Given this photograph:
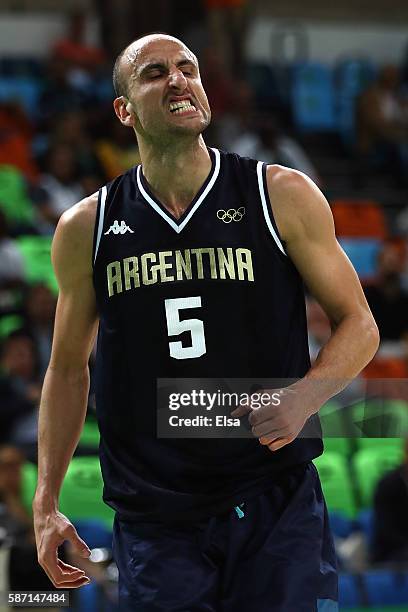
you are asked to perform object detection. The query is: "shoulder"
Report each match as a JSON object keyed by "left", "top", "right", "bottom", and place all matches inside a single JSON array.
[
  {"left": 265, "top": 164, "right": 321, "bottom": 205},
  {"left": 265, "top": 164, "right": 334, "bottom": 243},
  {"left": 56, "top": 192, "right": 98, "bottom": 250},
  {"left": 52, "top": 192, "right": 98, "bottom": 281}
]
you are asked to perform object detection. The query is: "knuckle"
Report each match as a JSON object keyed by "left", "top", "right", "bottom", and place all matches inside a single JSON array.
[{"left": 248, "top": 412, "right": 257, "bottom": 425}]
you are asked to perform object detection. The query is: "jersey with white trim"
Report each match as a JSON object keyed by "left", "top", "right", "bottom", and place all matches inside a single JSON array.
[{"left": 92, "top": 147, "right": 323, "bottom": 524}]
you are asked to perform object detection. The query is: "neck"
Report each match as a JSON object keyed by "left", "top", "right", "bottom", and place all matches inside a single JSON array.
[{"left": 137, "top": 135, "right": 212, "bottom": 219}]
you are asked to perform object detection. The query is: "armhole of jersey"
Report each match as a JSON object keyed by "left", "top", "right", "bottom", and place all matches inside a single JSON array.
[
  {"left": 92, "top": 185, "right": 107, "bottom": 267},
  {"left": 256, "top": 161, "right": 287, "bottom": 257}
]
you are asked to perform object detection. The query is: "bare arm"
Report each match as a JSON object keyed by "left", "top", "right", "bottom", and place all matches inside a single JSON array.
[
  {"left": 271, "top": 166, "right": 379, "bottom": 398},
  {"left": 33, "top": 193, "right": 99, "bottom": 587},
  {"left": 233, "top": 167, "right": 379, "bottom": 449}
]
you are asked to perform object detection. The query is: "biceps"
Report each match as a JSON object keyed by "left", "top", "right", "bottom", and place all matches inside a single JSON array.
[
  {"left": 49, "top": 280, "right": 99, "bottom": 372},
  {"left": 289, "top": 237, "right": 370, "bottom": 325}
]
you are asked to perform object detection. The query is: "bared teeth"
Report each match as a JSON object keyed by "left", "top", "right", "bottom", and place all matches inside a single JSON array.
[{"left": 169, "top": 100, "right": 196, "bottom": 113}]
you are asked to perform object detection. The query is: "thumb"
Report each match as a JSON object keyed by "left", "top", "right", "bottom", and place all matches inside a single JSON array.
[{"left": 67, "top": 526, "right": 91, "bottom": 558}]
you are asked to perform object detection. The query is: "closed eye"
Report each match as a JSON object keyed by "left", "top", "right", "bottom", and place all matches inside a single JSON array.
[{"left": 148, "top": 71, "right": 163, "bottom": 79}]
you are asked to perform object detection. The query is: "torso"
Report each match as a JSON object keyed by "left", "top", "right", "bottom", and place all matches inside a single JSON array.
[{"left": 89, "top": 147, "right": 322, "bottom": 523}]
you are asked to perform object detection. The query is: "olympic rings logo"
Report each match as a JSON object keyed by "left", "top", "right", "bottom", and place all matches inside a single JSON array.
[{"left": 216, "top": 207, "right": 246, "bottom": 223}]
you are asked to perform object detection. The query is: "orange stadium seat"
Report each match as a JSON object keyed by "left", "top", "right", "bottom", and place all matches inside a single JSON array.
[
  {"left": 331, "top": 199, "right": 388, "bottom": 239},
  {"left": 362, "top": 357, "right": 408, "bottom": 379}
]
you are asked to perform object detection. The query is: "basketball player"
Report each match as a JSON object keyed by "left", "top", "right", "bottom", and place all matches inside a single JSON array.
[{"left": 33, "top": 34, "right": 379, "bottom": 611}]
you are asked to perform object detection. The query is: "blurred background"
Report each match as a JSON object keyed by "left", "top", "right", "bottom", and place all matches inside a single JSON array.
[{"left": 0, "top": 0, "right": 408, "bottom": 610}]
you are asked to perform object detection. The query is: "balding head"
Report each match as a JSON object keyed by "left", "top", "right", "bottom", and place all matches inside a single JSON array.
[{"left": 113, "top": 33, "right": 197, "bottom": 98}]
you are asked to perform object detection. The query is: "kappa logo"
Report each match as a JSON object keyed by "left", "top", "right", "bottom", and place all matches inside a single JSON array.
[
  {"left": 217, "top": 207, "right": 246, "bottom": 223},
  {"left": 104, "top": 220, "right": 134, "bottom": 235}
]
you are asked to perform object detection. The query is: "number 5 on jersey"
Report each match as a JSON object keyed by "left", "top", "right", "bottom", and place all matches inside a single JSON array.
[{"left": 165, "top": 297, "right": 207, "bottom": 359}]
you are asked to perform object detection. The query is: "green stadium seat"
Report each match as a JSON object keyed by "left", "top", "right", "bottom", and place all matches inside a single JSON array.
[
  {"left": 319, "top": 401, "right": 352, "bottom": 456},
  {"left": 0, "top": 314, "right": 24, "bottom": 339},
  {"left": 352, "top": 442, "right": 404, "bottom": 507},
  {"left": 15, "top": 235, "right": 58, "bottom": 294},
  {"left": 0, "top": 165, "right": 35, "bottom": 225},
  {"left": 79, "top": 418, "right": 100, "bottom": 449},
  {"left": 59, "top": 456, "right": 114, "bottom": 528},
  {"left": 21, "top": 461, "right": 37, "bottom": 514},
  {"left": 314, "top": 451, "right": 356, "bottom": 517},
  {"left": 323, "top": 437, "right": 351, "bottom": 455},
  {"left": 352, "top": 399, "right": 408, "bottom": 443}
]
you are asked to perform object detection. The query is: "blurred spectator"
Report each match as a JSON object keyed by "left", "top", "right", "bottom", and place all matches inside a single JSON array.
[
  {"left": 0, "top": 444, "right": 66, "bottom": 590},
  {"left": 232, "top": 114, "right": 321, "bottom": 185},
  {"left": 36, "top": 144, "right": 84, "bottom": 233},
  {"left": 364, "top": 243, "right": 408, "bottom": 342},
  {"left": 0, "top": 103, "right": 38, "bottom": 182},
  {"left": 403, "top": 40, "right": 408, "bottom": 90},
  {"left": 371, "top": 438, "right": 408, "bottom": 564},
  {"left": 37, "top": 56, "right": 91, "bottom": 136},
  {"left": 205, "top": 0, "right": 249, "bottom": 76},
  {"left": 0, "top": 211, "right": 26, "bottom": 290},
  {"left": 22, "top": 284, "right": 56, "bottom": 380},
  {"left": 357, "top": 65, "right": 408, "bottom": 186},
  {"left": 52, "top": 11, "right": 106, "bottom": 73},
  {"left": 96, "top": 117, "right": 140, "bottom": 180},
  {"left": 217, "top": 79, "right": 256, "bottom": 148},
  {"left": 201, "top": 49, "right": 234, "bottom": 122},
  {"left": 0, "top": 446, "right": 34, "bottom": 539},
  {"left": 51, "top": 111, "right": 105, "bottom": 180},
  {"left": 218, "top": 80, "right": 320, "bottom": 184},
  {"left": 0, "top": 331, "right": 41, "bottom": 447}
]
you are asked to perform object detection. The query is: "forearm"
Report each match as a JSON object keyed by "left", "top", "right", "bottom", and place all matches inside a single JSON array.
[
  {"left": 34, "top": 365, "right": 90, "bottom": 511},
  {"left": 298, "top": 311, "right": 379, "bottom": 411}
]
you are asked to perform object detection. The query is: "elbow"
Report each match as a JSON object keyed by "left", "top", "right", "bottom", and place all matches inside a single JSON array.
[{"left": 364, "top": 314, "right": 380, "bottom": 360}]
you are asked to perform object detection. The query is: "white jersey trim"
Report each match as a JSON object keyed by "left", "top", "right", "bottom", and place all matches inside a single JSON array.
[
  {"left": 137, "top": 147, "right": 221, "bottom": 234},
  {"left": 256, "top": 161, "right": 286, "bottom": 256},
  {"left": 94, "top": 185, "right": 107, "bottom": 264}
]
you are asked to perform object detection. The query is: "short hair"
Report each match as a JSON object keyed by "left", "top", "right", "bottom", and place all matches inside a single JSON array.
[
  {"left": 112, "top": 47, "right": 128, "bottom": 98},
  {"left": 112, "top": 31, "right": 173, "bottom": 98}
]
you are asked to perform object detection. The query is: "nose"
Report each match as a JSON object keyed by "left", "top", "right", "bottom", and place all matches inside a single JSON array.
[{"left": 168, "top": 67, "right": 188, "bottom": 91}]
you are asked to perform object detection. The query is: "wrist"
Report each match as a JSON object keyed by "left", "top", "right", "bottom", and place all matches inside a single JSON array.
[
  {"left": 290, "top": 378, "right": 325, "bottom": 417},
  {"left": 32, "top": 489, "right": 58, "bottom": 514}
]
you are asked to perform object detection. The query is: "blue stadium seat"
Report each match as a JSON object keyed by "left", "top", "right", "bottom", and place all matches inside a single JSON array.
[
  {"left": 338, "top": 573, "right": 360, "bottom": 608},
  {"left": 0, "top": 57, "right": 44, "bottom": 78},
  {"left": 291, "top": 62, "right": 336, "bottom": 132},
  {"left": 355, "top": 509, "right": 374, "bottom": 550},
  {"left": 334, "top": 58, "right": 376, "bottom": 96},
  {"left": 0, "top": 76, "right": 42, "bottom": 118},
  {"left": 74, "top": 519, "right": 113, "bottom": 550},
  {"left": 338, "top": 238, "right": 382, "bottom": 281},
  {"left": 365, "top": 570, "right": 408, "bottom": 606},
  {"left": 73, "top": 581, "right": 100, "bottom": 612},
  {"left": 334, "top": 59, "right": 376, "bottom": 146},
  {"left": 329, "top": 512, "right": 354, "bottom": 539}
]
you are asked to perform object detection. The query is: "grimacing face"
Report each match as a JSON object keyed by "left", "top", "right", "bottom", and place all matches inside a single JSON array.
[{"left": 115, "top": 36, "right": 211, "bottom": 143}]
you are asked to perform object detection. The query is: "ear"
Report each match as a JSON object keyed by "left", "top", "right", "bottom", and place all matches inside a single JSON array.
[{"left": 113, "top": 96, "right": 136, "bottom": 127}]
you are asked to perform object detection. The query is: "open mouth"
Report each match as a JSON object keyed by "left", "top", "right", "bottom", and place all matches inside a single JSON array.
[{"left": 169, "top": 99, "right": 197, "bottom": 115}]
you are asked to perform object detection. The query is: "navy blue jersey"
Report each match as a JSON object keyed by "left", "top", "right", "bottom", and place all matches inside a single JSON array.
[{"left": 92, "top": 147, "right": 322, "bottom": 523}]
